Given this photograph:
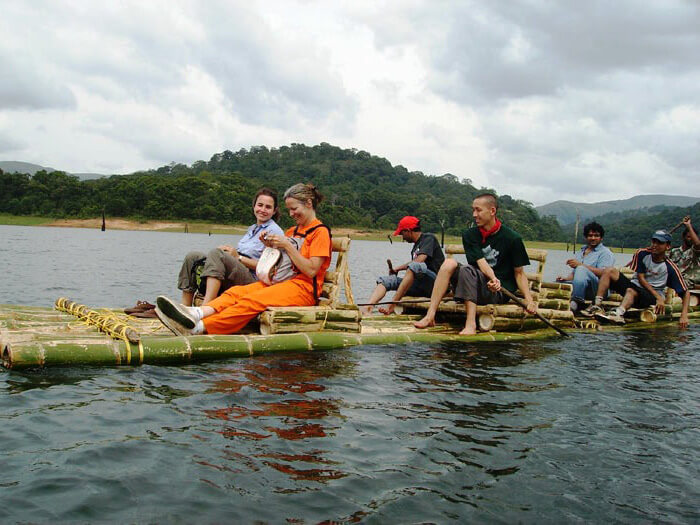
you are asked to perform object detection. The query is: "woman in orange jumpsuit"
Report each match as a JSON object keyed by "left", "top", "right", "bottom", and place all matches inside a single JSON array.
[{"left": 155, "top": 183, "right": 332, "bottom": 335}]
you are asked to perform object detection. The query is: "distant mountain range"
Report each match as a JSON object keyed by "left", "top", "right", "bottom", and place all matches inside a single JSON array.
[
  {"left": 0, "top": 161, "right": 106, "bottom": 180},
  {"left": 536, "top": 195, "right": 700, "bottom": 225}
]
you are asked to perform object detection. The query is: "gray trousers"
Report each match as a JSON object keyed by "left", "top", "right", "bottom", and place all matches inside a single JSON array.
[
  {"left": 451, "top": 264, "right": 509, "bottom": 305},
  {"left": 178, "top": 248, "right": 256, "bottom": 294}
]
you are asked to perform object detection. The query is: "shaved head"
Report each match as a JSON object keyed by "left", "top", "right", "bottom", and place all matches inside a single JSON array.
[{"left": 474, "top": 193, "right": 498, "bottom": 210}]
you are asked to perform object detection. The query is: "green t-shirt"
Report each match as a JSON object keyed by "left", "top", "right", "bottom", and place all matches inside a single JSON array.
[{"left": 462, "top": 225, "right": 530, "bottom": 292}]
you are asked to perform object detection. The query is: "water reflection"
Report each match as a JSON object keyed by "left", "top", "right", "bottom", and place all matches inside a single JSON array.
[
  {"left": 3, "top": 369, "right": 98, "bottom": 394},
  {"left": 204, "top": 353, "right": 353, "bottom": 483}
]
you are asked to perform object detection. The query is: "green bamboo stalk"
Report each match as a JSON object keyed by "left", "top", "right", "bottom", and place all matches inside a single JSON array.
[
  {"left": 540, "top": 289, "right": 572, "bottom": 300},
  {"left": 536, "top": 299, "right": 571, "bottom": 310},
  {"left": 260, "top": 308, "right": 361, "bottom": 324},
  {"left": 540, "top": 282, "right": 573, "bottom": 292},
  {"left": 3, "top": 304, "right": 698, "bottom": 370},
  {"left": 260, "top": 320, "right": 361, "bottom": 335},
  {"left": 3, "top": 326, "right": 562, "bottom": 370}
]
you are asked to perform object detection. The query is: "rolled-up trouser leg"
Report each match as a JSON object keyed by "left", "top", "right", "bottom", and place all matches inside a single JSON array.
[
  {"left": 405, "top": 261, "right": 437, "bottom": 297},
  {"left": 453, "top": 264, "right": 508, "bottom": 305},
  {"left": 202, "top": 248, "right": 256, "bottom": 293},
  {"left": 376, "top": 274, "right": 401, "bottom": 291},
  {"left": 178, "top": 251, "right": 207, "bottom": 292}
]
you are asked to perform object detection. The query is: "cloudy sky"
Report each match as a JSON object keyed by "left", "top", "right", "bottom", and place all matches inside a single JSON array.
[{"left": 1, "top": 0, "right": 699, "bottom": 205}]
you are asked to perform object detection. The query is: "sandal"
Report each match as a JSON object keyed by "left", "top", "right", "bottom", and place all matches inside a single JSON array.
[{"left": 124, "top": 300, "right": 156, "bottom": 314}]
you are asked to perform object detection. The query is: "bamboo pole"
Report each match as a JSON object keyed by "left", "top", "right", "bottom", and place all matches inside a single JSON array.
[
  {"left": 3, "top": 303, "right": 698, "bottom": 370},
  {"left": 260, "top": 320, "right": 361, "bottom": 335},
  {"left": 539, "top": 289, "right": 572, "bottom": 300},
  {"left": 480, "top": 315, "right": 575, "bottom": 332},
  {"left": 536, "top": 299, "right": 571, "bottom": 311},
  {"left": 3, "top": 328, "right": 563, "bottom": 370},
  {"left": 260, "top": 308, "right": 362, "bottom": 324},
  {"left": 540, "top": 282, "right": 573, "bottom": 292}
]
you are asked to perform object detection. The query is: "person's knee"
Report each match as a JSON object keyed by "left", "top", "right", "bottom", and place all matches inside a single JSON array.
[
  {"left": 439, "top": 258, "right": 459, "bottom": 275},
  {"left": 376, "top": 275, "right": 398, "bottom": 290},
  {"left": 573, "top": 265, "right": 593, "bottom": 282},
  {"left": 602, "top": 267, "right": 619, "bottom": 280},
  {"left": 407, "top": 261, "right": 430, "bottom": 276},
  {"left": 207, "top": 247, "right": 225, "bottom": 259},
  {"left": 183, "top": 251, "right": 205, "bottom": 266}
]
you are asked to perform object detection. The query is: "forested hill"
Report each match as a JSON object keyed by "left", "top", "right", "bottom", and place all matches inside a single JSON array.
[
  {"left": 537, "top": 195, "right": 700, "bottom": 225},
  {"left": 0, "top": 142, "right": 561, "bottom": 240},
  {"left": 561, "top": 202, "right": 700, "bottom": 249}
]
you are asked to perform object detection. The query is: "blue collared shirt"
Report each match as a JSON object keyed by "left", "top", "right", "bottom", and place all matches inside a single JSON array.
[
  {"left": 236, "top": 219, "right": 284, "bottom": 259},
  {"left": 576, "top": 242, "right": 615, "bottom": 268}
]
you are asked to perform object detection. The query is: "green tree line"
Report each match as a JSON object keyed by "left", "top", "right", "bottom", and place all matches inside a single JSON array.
[
  {"left": 561, "top": 203, "right": 699, "bottom": 248},
  {"left": 0, "top": 142, "right": 562, "bottom": 240}
]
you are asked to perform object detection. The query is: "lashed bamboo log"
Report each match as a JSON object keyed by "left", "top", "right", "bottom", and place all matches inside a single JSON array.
[
  {"left": 54, "top": 297, "right": 141, "bottom": 343},
  {"left": 261, "top": 307, "right": 361, "bottom": 324},
  {"left": 479, "top": 315, "right": 575, "bottom": 332},
  {"left": 535, "top": 299, "right": 571, "bottom": 311},
  {"left": 260, "top": 320, "right": 361, "bottom": 335},
  {"left": 540, "top": 282, "right": 573, "bottom": 292},
  {"left": 539, "top": 289, "right": 572, "bottom": 300},
  {"left": 3, "top": 328, "right": 562, "bottom": 370}
]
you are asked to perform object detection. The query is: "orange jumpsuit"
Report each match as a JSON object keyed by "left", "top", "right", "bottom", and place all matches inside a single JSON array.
[{"left": 203, "top": 219, "right": 331, "bottom": 334}]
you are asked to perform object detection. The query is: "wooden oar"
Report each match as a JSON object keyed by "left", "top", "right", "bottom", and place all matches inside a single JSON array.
[
  {"left": 500, "top": 288, "right": 570, "bottom": 337},
  {"left": 357, "top": 297, "right": 451, "bottom": 307},
  {"left": 669, "top": 216, "right": 690, "bottom": 234},
  {"left": 387, "top": 259, "right": 394, "bottom": 274}
]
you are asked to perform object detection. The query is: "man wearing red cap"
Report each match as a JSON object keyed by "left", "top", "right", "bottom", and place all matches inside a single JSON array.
[
  {"left": 414, "top": 193, "right": 537, "bottom": 335},
  {"left": 361, "top": 216, "right": 444, "bottom": 315}
]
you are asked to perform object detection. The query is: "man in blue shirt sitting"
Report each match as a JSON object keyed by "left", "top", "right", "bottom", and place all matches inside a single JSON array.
[
  {"left": 580, "top": 230, "right": 690, "bottom": 328},
  {"left": 556, "top": 221, "right": 615, "bottom": 313}
]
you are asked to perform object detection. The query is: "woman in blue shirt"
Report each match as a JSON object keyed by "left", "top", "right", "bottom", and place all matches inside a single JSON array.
[{"left": 177, "top": 188, "right": 284, "bottom": 306}]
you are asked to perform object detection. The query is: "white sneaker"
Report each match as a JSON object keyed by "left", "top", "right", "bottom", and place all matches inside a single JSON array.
[
  {"left": 155, "top": 296, "right": 197, "bottom": 335},
  {"left": 580, "top": 304, "right": 604, "bottom": 317},
  {"left": 595, "top": 308, "right": 626, "bottom": 325}
]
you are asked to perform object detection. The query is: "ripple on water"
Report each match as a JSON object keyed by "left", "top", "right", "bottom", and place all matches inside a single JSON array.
[{"left": 0, "top": 227, "right": 698, "bottom": 521}]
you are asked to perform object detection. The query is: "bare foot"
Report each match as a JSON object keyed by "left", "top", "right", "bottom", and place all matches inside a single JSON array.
[
  {"left": 378, "top": 305, "right": 395, "bottom": 315},
  {"left": 413, "top": 316, "right": 435, "bottom": 329},
  {"left": 459, "top": 323, "right": 477, "bottom": 336},
  {"left": 360, "top": 306, "right": 373, "bottom": 316}
]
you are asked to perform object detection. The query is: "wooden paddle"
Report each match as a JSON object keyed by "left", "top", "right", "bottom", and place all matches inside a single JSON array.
[
  {"left": 387, "top": 259, "right": 395, "bottom": 274},
  {"left": 500, "top": 288, "right": 570, "bottom": 337}
]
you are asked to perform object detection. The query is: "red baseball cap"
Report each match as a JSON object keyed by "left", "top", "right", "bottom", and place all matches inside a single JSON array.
[{"left": 393, "top": 216, "right": 420, "bottom": 235}]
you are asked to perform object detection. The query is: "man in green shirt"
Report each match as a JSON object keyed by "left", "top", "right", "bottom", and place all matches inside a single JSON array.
[{"left": 414, "top": 193, "right": 537, "bottom": 335}]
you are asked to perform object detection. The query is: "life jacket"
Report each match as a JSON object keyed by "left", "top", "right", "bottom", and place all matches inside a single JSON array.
[{"left": 256, "top": 223, "right": 332, "bottom": 303}]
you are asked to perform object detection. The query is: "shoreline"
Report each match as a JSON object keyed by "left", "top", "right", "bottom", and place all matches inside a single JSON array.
[
  {"left": 0, "top": 214, "right": 629, "bottom": 252},
  {"left": 0, "top": 215, "right": 404, "bottom": 241}
]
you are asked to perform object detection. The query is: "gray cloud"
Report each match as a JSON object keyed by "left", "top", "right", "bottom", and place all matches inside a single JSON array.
[
  {"left": 7, "top": 1, "right": 357, "bottom": 129},
  {"left": 1, "top": 1, "right": 698, "bottom": 205},
  {"left": 194, "top": 2, "right": 357, "bottom": 129},
  {"left": 0, "top": 54, "right": 76, "bottom": 110},
  {"left": 0, "top": 130, "right": 25, "bottom": 153},
  {"left": 354, "top": 1, "right": 700, "bottom": 203}
]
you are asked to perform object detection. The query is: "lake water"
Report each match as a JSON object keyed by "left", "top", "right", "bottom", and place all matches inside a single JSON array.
[{"left": 1, "top": 225, "right": 698, "bottom": 523}]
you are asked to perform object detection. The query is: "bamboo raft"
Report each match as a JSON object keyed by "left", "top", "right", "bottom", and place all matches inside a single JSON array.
[{"left": 2, "top": 240, "right": 698, "bottom": 370}]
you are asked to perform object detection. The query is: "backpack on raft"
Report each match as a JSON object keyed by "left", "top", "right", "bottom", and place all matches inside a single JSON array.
[
  {"left": 255, "top": 224, "right": 332, "bottom": 302},
  {"left": 191, "top": 257, "right": 208, "bottom": 296}
]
